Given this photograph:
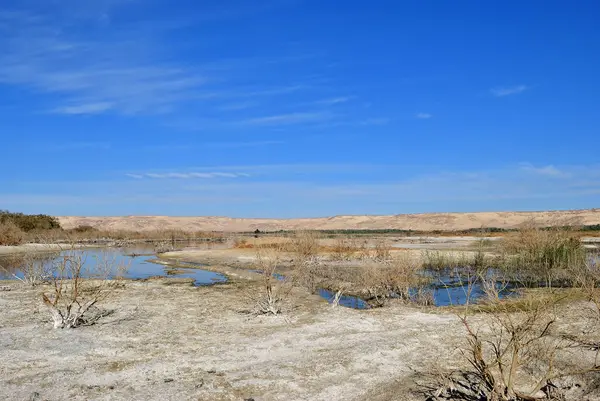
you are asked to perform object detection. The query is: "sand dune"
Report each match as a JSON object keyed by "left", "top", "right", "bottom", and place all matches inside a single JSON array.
[{"left": 57, "top": 209, "right": 600, "bottom": 232}]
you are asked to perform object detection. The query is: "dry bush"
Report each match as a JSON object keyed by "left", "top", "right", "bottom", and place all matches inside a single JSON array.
[
  {"left": 373, "top": 238, "right": 392, "bottom": 261},
  {"left": 442, "top": 294, "right": 559, "bottom": 399},
  {"left": 291, "top": 230, "right": 320, "bottom": 259},
  {"left": 434, "top": 274, "right": 599, "bottom": 401},
  {"left": 359, "top": 256, "right": 431, "bottom": 307},
  {"left": 561, "top": 255, "right": 600, "bottom": 356},
  {"left": 422, "top": 250, "right": 490, "bottom": 271},
  {"left": 500, "top": 223, "right": 585, "bottom": 288},
  {"left": 291, "top": 255, "right": 322, "bottom": 294},
  {"left": 0, "top": 251, "right": 55, "bottom": 286},
  {"left": 331, "top": 237, "right": 356, "bottom": 261},
  {"left": 288, "top": 231, "right": 322, "bottom": 292},
  {"left": 351, "top": 239, "right": 369, "bottom": 260},
  {"left": 232, "top": 236, "right": 249, "bottom": 248},
  {"left": 24, "top": 228, "right": 66, "bottom": 244},
  {"left": 0, "top": 220, "right": 25, "bottom": 245},
  {"left": 247, "top": 246, "right": 291, "bottom": 315},
  {"left": 41, "top": 249, "right": 128, "bottom": 328},
  {"left": 347, "top": 238, "right": 393, "bottom": 261},
  {"left": 290, "top": 246, "right": 431, "bottom": 307}
]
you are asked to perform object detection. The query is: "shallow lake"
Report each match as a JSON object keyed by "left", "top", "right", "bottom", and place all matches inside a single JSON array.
[{"left": 0, "top": 248, "right": 227, "bottom": 286}]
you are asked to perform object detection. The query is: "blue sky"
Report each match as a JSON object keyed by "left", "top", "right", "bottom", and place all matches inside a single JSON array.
[{"left": 1, "top": 0, "right": 599, "bottom": 217}]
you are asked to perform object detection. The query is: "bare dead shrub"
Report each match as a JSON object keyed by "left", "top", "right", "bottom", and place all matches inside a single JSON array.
[
  {"left": 292, "top": 230, "right": 320, "bottom": 259},
  {"left": 373, "top": 238, "right": 392, "bottom": 261},
  {"left": 248, "top": 246, "right": 291, "bottom": 315},
  {"left": 289, "top": 231, "right": 322, "bottom": 293},
  {"left": 331, "top": 237, "right": 356, "bottom": 261},
  {"left": 342, "top": 238, "right": 392, "bottom": 262},
  {"left": 357, "top": 239, "right": 371, "bottom": 260},
  {"left": 41, "top": 249, "right": 128, "bottom": 328},
  {"left": 0, "top": 220, "right": 25, "bottom": 246},
  {"left": 359, "top": 256, "right": 431, "bottom": 307},
  {"left": 232, "top": 237, "right": 249, "bottom": 248},
  {"left": 291, "top": 256, "right": 322, "bottom": 294},
  {"left": 436, "top": 274, "right": 599, "bottom": 401},
  {"left": 0, "top": 252, "right": 55, "bottom": 286},
  {"left": 560, "top": 255, "right": 600, "bottom": 360},
  {"left": 330, "top": 285, "right": 349, "bottom": 308}
]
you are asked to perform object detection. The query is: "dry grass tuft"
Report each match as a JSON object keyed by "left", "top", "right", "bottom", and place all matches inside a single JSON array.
[
  {"left": 500, "top": 223, "right": 586, "bottom": 287},
  {"left": 331, "top": 238, "right": 357, "bottom": 261}
]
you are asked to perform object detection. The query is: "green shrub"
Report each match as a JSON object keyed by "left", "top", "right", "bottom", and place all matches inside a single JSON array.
[{"left": 0, "top": 210, "right": 61, "bottom": 232}]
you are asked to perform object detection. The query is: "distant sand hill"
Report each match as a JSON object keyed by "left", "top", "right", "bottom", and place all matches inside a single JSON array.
[{"left": 57, "top": 209, "right": 600, "bottom": 232}]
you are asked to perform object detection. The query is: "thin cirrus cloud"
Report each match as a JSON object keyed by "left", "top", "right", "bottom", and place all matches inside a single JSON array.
[
  {"left": 416, "top": 112, "right": 432, "bottom": 119},
  {"left": 315, "top": 96, "right": 354, "bottom": 105},
  {"left": 360, "top": 117, "right": 390, "bottom": 126},
  {"left": 240, "top": 112, "right": 333, "bottom": 126},
  {"left": 490, "top": 85, "right": 528, "bottom": 97},
  {"left": 16, "top": 163, "right": 600, "bottom": 214},
  {"left": 0, "top": 4, "right": 388, "bottom": 132},
  {"left": 126, "top": 172, "right": 250, "bottom": 179},
  {"left": 0, "top": 6, "right": 317, "bottom": 118},
  {"left": 519, "top": 163, "right": 571, "bottom": 178},
  {"left": 0, "top": 7, "right": 209, "bottom": 116},
  {"left": 52, "top": 102, "right": 114, "bottom": 115}
]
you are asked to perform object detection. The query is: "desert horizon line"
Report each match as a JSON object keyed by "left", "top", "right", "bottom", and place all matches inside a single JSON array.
[{"left": 56, "top": 207, "right": 599, "bottom": 219}]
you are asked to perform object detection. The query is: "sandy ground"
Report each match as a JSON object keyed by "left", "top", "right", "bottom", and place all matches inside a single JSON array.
[
  {"left": 0, "top": 280, "right": 463, "bottom": 401},
  {"left": 57, "top": 209, "right": 600, "bottom": 232}
]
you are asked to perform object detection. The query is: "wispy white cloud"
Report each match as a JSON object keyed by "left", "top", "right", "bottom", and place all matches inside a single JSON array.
[
  {"left": 0, "top": 3, "right": 390, "bottom": 134},
  {"left": 315, "top": 96, "right": 353, "bottom": 105},
  {"left": 0, "top": 7, "right": 210, "bottom": 116},
  {"left": 241, "top": 112, "right": 332, "bottom": 126},
  {"left": 490, "top": 85, "right": 528, "bottom": 97},
  {"left": 216, "top": 101, "right": 258, "bottom": 111},
  {"left": 360, "top": 117, "right": 390, "bottom": 126},
  {"left": 416, "top": 112, "right": 432, "bottom": 119},
  {"left": 140, "top": 140, "right": 284, "bottom": 152},
  {"left": 6, "top": 164, "right": 600, "bottom": 215},
  {"left": 127, "top": 172, "right": 250, "bottom": 179},
  {"left": 0, "top": 6, "right": 317, "bottom": 118},
  {"left": 52, "top": 102, "right": 114, "bottom": 115},
  {"left": 45, "top": 141, "right": 112, "bottom": 151},
  {"left": 205, "top": 140, "right": 284, "bottom": 148},
  {"left": 519, "top": 163, "right": 571, "bottom": 178}
]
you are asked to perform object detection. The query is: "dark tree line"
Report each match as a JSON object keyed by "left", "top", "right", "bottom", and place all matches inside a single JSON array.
[{"left": 0, "top": 210, "right": 62, "bottom": 232}]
